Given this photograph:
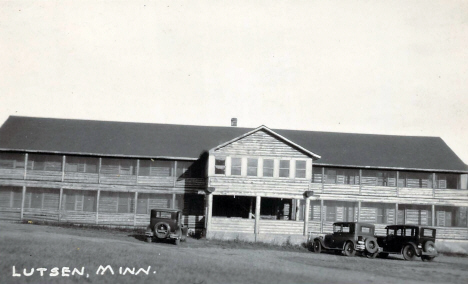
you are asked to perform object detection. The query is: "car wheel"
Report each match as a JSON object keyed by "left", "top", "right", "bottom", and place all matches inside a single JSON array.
[
  {"left": 424, "top": 241, "right": 436, "bottom": 254},
  {"left": 421, "top": 255, "right": 435, "bottom": 262},
  {"left": 174, "top": 238, "right": 180, "bottom": 246},
  {"left": 313, "top": 240, "right": 322, "bottom": 253},
  {"left": 402, "top": 245, "right": 417, "bottom": 261},
  {"left": 343, "top": 242, "right": 356, "bottom": 257},
  {"left": 365, "top": 238, "right": 378, "bottom": 254},
  {"left": 154, "top": 222, "right": 171, "bottom": 239}
]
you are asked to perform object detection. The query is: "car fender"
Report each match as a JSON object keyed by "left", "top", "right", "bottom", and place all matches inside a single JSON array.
[{"left": 313, "top": 237, "right": 327, "bottom": 248}]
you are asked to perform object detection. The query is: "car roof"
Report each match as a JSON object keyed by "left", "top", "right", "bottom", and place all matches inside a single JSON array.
[{"left": 333, "top": 222, "right": 375, "bottom": 227}]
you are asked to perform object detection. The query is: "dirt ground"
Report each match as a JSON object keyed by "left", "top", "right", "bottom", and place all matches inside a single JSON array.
[{"left": 1, "top": 221, "right": 468, "bottom": 284}]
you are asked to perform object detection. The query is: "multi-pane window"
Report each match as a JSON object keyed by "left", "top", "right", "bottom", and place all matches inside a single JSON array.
[
  {"left": 0, "top": 186, "right": 22, "bottom": 208},
  {"left": 27, "top": 154, "right": 62, "bottom": 171},
  {"left": 176, "top": 161, "right": 192, "bottom": 178},
  {"left": 435, "top": 173, "right": 460, "bottom": 189},
  {"left": 247, "top": 158, "right": 258, "bottom": 176},
  {"left": 362, "top": 170, "right": 396, "bottom": 187},
  {"left": 398, "top": 171, "right": 433, "bottom": 188},
  {"left": 279, "top": 160, "right": 290, "bottom": 178},
  {"left": 139, "top": 160, "right": 173, "bottom": 177},
  {"left": 0, "top": 152, "right": 25, "bottom": 169},
  {"left": 325, "top": 168, "right": 359, "bottom": 185},
  {"left": 65, "top": 156, "right": 98, "bottom": 173},
  {"left": 436, "top": 206, "right": 468, "bottom": 227},
  {"left": 312, "top": 166, "right": 323, "bottom": 183},
  {"left": 263, "top": 159, "right": 274, "bottom": 177},
  {"left": 214, "top": 157, "right": 226, "bottom": 175},
  {"left": 101, "top": 158, "right": 136, "bottom": 175},
  {"left": 231, "top": 158, "right": 242, "bottom": 176},
  {"left": 295, "top": 160, "right": 306, "bottom": 179}
]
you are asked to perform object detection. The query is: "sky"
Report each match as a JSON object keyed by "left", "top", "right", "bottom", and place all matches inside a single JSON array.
[{"left": 0, "top": 1, "right": 467, "bottom": 163}]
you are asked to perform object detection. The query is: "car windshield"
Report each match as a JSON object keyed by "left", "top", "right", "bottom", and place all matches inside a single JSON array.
[{"left": 333, "top": 224, "right": 351, "bottom": 233}]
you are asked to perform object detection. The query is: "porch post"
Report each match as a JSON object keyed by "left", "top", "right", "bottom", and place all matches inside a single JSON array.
[
  {"left": 58, "top": 188, "right": 63, "bottom": 222},
  {"left": 61, "top": 155, "right": 66, "bottom": 182},
  {"left": 303, "top": 198, "right": 310, "bottom": 236},
  {"left": 24, "top": 153, "right": 28, "bottom": 180},
  {"left": 357, "top": 201, "right": 361, "bottom": 222},
  {"left": 395, "top": 203, "right": 398, "bottom": 225},
  {"left": 255, "top": 195, "right": 261, "bottom": 241},
  {"left": 134, "top": 191, "right": 138, "bottom": 227},
  {"left": 96, "top": 189, "right": 101, "bottom": 224},
  {"left": 320, "top": 199, "right": 324, "bottom": 233},
  {"left": 206, "top": 193, "right": 213, "bottom": 236},
  {"left": 431, "top": 204, "right": 435, "bottom": 226},
  {"left": 20, "top": 185, "right": 26, "bottom": 221}
]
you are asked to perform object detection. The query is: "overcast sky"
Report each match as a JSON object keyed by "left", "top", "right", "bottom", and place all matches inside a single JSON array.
[{"left": 1, "top": 1, "right": 467, "bottom": 163}]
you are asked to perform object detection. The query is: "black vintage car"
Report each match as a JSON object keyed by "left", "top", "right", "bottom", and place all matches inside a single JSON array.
[
  {"left": 376, "top": 225, "right": 438, "bottom": 261},
  {"left": 309, "top": 222, "right": 379, "bottom": 258},
  {"left": 145, "top": 209, "right": 188, "bottom": 245}
]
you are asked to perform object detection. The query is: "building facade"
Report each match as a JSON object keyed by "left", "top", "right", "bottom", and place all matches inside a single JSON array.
[{"left": 0, "top": 116, "right": 467, "bottom": 241}]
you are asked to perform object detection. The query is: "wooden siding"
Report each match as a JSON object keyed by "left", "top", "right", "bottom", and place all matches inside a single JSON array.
[
  {"left": 26, "top": 170, "right": 62, "bottom": 182},
  {"left": 0, "top": 168, "right": 24, "bottom": 180},
  {"left": 258, "top": 220, "right": 303, "bottom": 235},
  {"left": 0, "top": 207, "right": 21, "bottom": 220},
  {"left": 435, "top": 189, "right": 468, "bottom": 199},
  {"left": 64, "top": 172, "right": 99, "bottom": 184},
  {"left": 361, "top": 185, "right": 397, "bottom": 197},
  {"left": 100, "top": 174, "right": 137, "bottom": 185},
  {"left": 211, "top": 217, "right": 255, "bottom": 233},
  {"left": 210, "top": 176, "right": 309, "bottom": 196},
  {"left": 214, "top": 130, "right": 309, "bottom": 158},
  {"left": 322, "top": 184, "right": 360, "bottom": 195},
  {"left": 398, "top": 187, "right": 433, "bottom": 198}
]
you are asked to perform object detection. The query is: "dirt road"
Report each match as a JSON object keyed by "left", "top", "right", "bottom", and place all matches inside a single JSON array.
[{"left": 1, "top": 221, "right": 467, "bottom": 284}]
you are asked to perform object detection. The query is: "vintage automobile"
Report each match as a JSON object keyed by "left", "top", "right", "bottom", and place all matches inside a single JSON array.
[
  {"left": 145, "top": 208, "right": 188, "bottom": 245},
  {"left": 376, "top": 225, "right": 438, "bottom": 261},
  {"left": 309, "top": 222, "right": 379, "bottom": 257}
]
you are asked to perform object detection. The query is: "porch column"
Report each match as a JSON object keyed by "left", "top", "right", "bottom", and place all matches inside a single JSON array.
[
  {"left": 134, "top": 191, "right": 138, "bottom": 227},
  {"left": 96, "top": 189, "right": 101, "bottom": 224},
  {"left": 320, "top": 199, "right": 324, "bottom": 233},
  {"left": 23, "top": 153, "right": 28, "bottom": 180},
  {"left": 98, "top": 158, "right": 102, "bottom": 184},
  {"left": 20, "top": 185, "right": 26, "bottom": 221},
  {"left": 303, "top": 198, "right": 310, "bottom": 236},
  {"left": 431, "top": 204, "right": 435, "bottom": 226},
  {"left": 395, "top": 203, "right": 398, "bottom": 225},
  {"left": 58, "top": 188, "right": 63, "bottom": 222},
  {"left": 61, "top": 155, "right": 66, "bottom": 182},
  {"left": 206, "top": 193, "right": 213, "bottom": 236},
  {"left": 357, "top": 201, "right": 361, "bottom": 222},
  {"left": 255, "top": 195, "right": 261, "bottom": 241}
]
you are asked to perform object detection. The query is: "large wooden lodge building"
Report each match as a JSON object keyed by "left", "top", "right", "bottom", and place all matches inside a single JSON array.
[{"left": 0, "top": 116, "right": 467, "bottom": 242}]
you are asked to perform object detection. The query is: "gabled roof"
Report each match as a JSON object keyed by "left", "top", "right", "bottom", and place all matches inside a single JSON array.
[
  {"left": 209, "top": 125, "right": 321, "bottom": 160},
  {"left": 0, "top": 116, "right": 466, "bottom": 172}
]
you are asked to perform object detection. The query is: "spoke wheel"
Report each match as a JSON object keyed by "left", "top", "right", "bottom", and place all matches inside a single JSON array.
[
  {"left": 402, "top": 245, "right": 416, "bottom": 261},
  {"left": 343, "top": 242, "right": 356, "bottom": 257},
  {"left": 313, "top": 240, "right": 322, "bottom": 253}
]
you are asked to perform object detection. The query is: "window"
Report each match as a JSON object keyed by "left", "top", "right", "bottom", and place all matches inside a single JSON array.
[
  {"left": 436, "top": 173, "right": 460, "bottom": 189},
  {"left": 279, "top": 160, "right": 290, "bottom": 178},
  {"left": 376, "top": 207, "right": 386, "bottom": 224},
  {"left": 65, "top": 156, "right": 98, "bottom": 173},
  {"left": 361, "top": 226, "right": 371, "bottom": 233},
  {"left": 398, "top": 171, "right": 433, "bottom": 188},
  {"left": 64, "top": 192, "right": 76, "bottom": 211},
  {"left": 118, "top": 192, "right": 132, "bottom": 213},
  {"left": 139, "top": 159, "right": 173, "bottom": 177},
  {"left": 312, "top": 166, "right": 323, "bottom": 183},
  {"left": 26, "top": 188, "right": 59, "bottom": 210},
  {"left": 101, "top": 158, "right": 136, "bottom": 175},
  {"left": 422, "top": 228, "right": 435, "bottom": 237},
  {"left": 262, "top": 159, "right": 274, "bottom": 177},
  {"left": 247, "top": 158, "right": 258, "bottom": 176},
  {"left": 0, "top": 152, "right": 25, "bottom": 169},
  {"left": 326, "top": 205, "right": 336, "bottom": 222},
  {"left": 27, "top": 154, "right": 62, "bottom": 171},
  {"left": 325, "top": 168, "right": 359, "bottom": 184},
  {"left": 0, "top": 186, "right": 22, "bottom": 208},
  {"left": 295, "top": 160, "right": 306, "bottom": 178},
  {"left": 231, "top": 158, "right": 241, "bottom": 176},
  {"left": 214, "top": 157, "right": 226, "bottom": 175},
  {"left": 176, "top": 161, "right": 192, "bottom": 178},
  {"left": 436, "top": 206, "right": 468, "bottom": 227},
  {"left": 83, "top": 191, "right": 96, "bottom": 212},
  {"left": 362, "top": 170, "right": 396, "bottom": 187}
]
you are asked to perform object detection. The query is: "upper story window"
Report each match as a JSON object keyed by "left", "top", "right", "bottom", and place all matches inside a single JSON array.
[
  {"left": 362, "top": 169, "right": 396, "bottom": 187},
  {"left": 263, "top": 159, "right": 274, "bottom": 177},
  {"left": 247, "top": 158, "right": 258, "bottom": 176},
  {"left": 279, "top": 160, "right": 290, "bottom": 178},
  {"left": 65, "top": 156, "right": 98, "bottom": 173},
  {"left": 295, "top": 160, "right": 306, "bottom": 179},
  {"left": 0, "top": 152, "right": 25, "bottom": 169},
  {"left": 436, "top": 173, "right": 460, "bottom": 189},
  {"left": 231, "top": 158, "right": 242, "bottom": 176},
  {"left": 398, "top": 171, "right": 432, "bottom": 188},
  {"left": 214, "top": 157, "right": 226, "bottom": 175},
  {"left": 27, "top": 154, "right": 62, "bottom": 172},
  {"left": 101, "top": 158, "right": 136, "bottom": 175},
  {"left": 312, "top": 166, "right": 323, "bottom": 183},
  {"left": 325, "top": 167, "right": 359, "bottom": 185},
  {"left": 139, "top": 159, "right": 173, "bottom": 177}
]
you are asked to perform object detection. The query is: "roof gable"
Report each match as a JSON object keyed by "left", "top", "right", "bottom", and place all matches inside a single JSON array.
[{"left": 210, "top": 126, "right": 321, "bottom": 159}]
